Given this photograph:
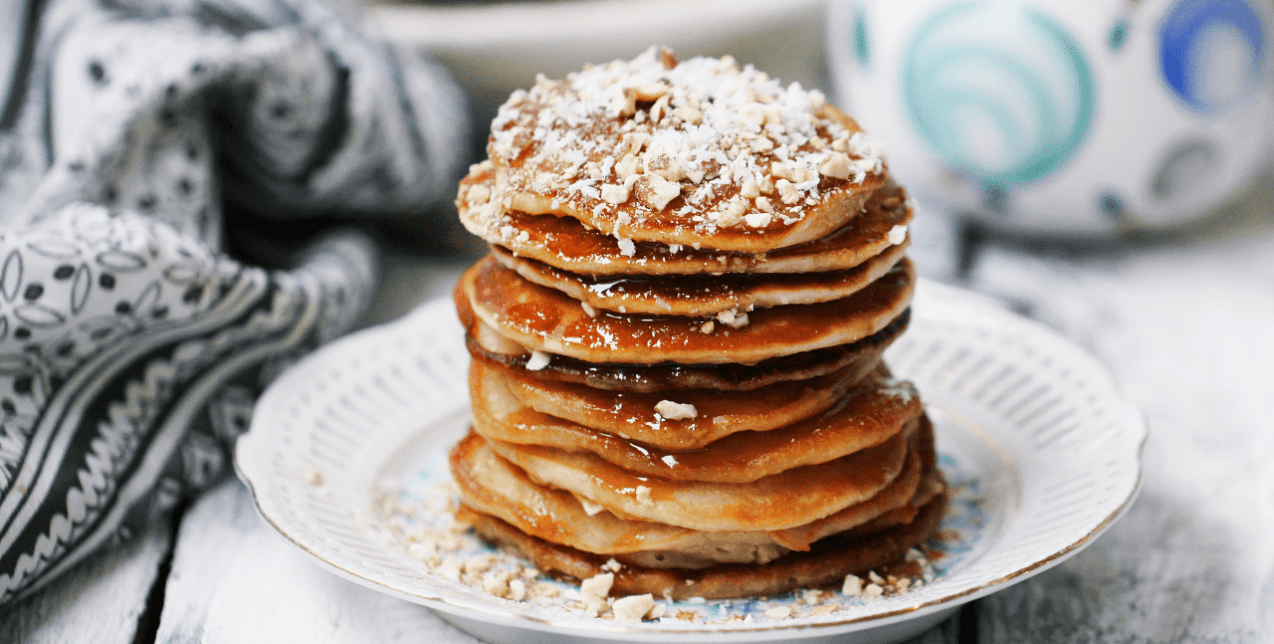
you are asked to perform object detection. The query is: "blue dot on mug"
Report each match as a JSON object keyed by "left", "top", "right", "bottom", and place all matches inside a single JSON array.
[
  {"left": 1159, "top": 0, "right": 1265, "bottom": 113},
  {"left": 902, "top": 2, "right": 1095, "bottom": 189}
]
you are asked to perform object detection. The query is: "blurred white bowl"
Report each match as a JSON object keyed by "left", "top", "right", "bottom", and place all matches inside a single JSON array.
[{"left": 369, "top": 0, "right": 828, "bottom": 108}]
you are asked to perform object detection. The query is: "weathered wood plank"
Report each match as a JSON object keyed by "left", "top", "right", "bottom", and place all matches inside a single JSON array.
[
  {"left": 155, "top": 479, "right": 483, "bottom": 644},
  {"left": 0, "top": 520, "right": 171, "bottom": 644},
  {"left": 963, "top": 202, "right": 1274, "bottom": 642}
]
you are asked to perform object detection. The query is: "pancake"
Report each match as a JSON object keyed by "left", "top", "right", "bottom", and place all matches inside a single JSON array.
[
  {"left": 457, "top": 491, "right": 948, "bottom": 600},
  {"left": 449, "top": 427, "right": 930, "bottom": 568},
  {"left": 491, "top": 240, "right": 908, "bottom": 317},
  {"left": 471, "top": 367, "right": 922, "bottom": 477},
  {"left": 461, "top": 307, "right": 909, "bottom": 393},
  {"left": 464, "top": 48, "right": 890, "bottom": 253},
  {"left": 451, "top": 431, "right": 788, "bottom": 566},
  {"left": 485, "top": 424, "right": 911, "bottom": 532},
  {"left": 458, "top": 254, "right": 915, "bottom": 365},
  {"left": 457, "top": 175, "right": 913, "bottom": 277},
  {"left": 476, "top": 358, "right": 877, "bottom": 449},
  {"left": 443, "top": 48, "right": 948, "bottom": 605}
]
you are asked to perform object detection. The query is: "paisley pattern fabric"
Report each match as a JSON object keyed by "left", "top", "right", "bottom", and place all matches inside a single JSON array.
[{"left": 0, "top": 0, "right": 467, "bottom": 605}]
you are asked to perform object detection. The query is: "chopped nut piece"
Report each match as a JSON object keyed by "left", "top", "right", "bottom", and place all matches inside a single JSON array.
[
  {"left": 601, "top": 184, "right": 630, "bottom": 204},
  {"left": 581, "top": 302, "right": 597, "bottom": 317},
  {"left": 765, "top": 606, "right": 792, "bottom": 620},
  {"left": 601, "top": 558, "right": 623, "bottom": 573},
  {"left": 615, "top": 153, "right": 641, "bottom": 178},
  {"left": 818, "top": 152, "right": 852, "bottom": 180},
  {"left": 613, "top": 594, "right": 655, "bottom": 622},
  {"left": 770, "top": 161, "right": 795, "bottom": 181},
  {"left": 842, "top": 574, "right": 863, "bottom": 596},
  {"left": 508, "top": 578, "right": 527, "bottom": 601},
  {"left": 716, "top": 309, "right": 749, "bottom": 328},
  {"left": 658, "top": 46, "right": 678, "bottom": 69},
  {"left": 744, "top": 212, "right": 772, "bottom": 228},
  {"left": 716, "top": 198, "right": 747, "bottom": 227},
  {"left": 776, "top": 179, "right": 800, "bottom": 204},
  {"left": 580, "top": 572, "right": 614, "bottom": 615},
  {"left": 655, "top": 400, "right": 698, "bottom": 419},
  {"left": 700, "top": 321, "right": 715, "bottom": 334},
  {"left": 608, "top": 87, "right": 635, "bottom": 117},
  {"left": 482, "top": 570, "right": 512, "bottom": 597},
  {"left": 634, "top": 82, "right": 669, "bottom": 101},
  {"left": 672, "top": 105, "right": 702, "bottom": 124},
  {"left": 740, "top": 179, "right": 761, "bottom": 199},
  {"left": 525, "top": 350, "right": 551, "bottom": 371},
  {"left": 617, "top": 238, "right": 636, "bottom": 257},
  {"left": 755, "top": 196, "right": 774, "bottom": 213},
  {"left": 642, "top": 175, "right": 681, "bottom": 210},
  {"left": 888, "top": 224, "right": 908, "bottom": 245},
  {"left": 650, "top": 94, "right": 671, "bottom": 123},
  {"left": 466, "top": 183, "right": 491, "bottom": 204},
  {"left": 864, "top": 583, "right": 884, "bottom": 597},
  {"left": 635, "top": 485, "right": 653, "bottom": 504},
  {"left": 580, "top": 497, "right": 605, "bottom": 516}
]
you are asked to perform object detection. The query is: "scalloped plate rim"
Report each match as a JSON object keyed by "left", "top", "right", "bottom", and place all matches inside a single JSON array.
[{"left": 235, "top": 278, "right": 1147, "bottom": 642}]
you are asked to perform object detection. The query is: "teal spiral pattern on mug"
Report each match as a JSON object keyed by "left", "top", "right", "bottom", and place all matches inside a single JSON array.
[{"left": 903, "top": 2, "right": 1095, "bottom": 187}]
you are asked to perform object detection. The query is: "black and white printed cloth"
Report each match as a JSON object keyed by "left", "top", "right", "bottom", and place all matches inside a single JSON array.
[{"left": 0, "top": 0, "right": 468, "bottom": 605}]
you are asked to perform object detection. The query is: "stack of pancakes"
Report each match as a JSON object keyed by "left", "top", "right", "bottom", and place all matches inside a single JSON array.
[{"left": 449, "top": 47, "right": 946, "bottom": 600}]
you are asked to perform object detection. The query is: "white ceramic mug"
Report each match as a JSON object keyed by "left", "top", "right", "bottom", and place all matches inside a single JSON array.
[{"left": 827, "top": 0, "right": 1274, "bottom": 236}]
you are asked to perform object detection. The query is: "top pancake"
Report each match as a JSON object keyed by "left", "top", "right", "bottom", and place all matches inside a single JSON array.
[{"left": 460, "top": 46, "right": 890, "bottom": 253}]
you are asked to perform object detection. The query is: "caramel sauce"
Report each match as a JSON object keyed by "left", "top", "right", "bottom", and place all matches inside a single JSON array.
[
  {"left": 770, "top": 417, "right": 934, "bottom": 549},
  {"left": 487, "top": 426, "right": 910, "bottom": 532},
  {"left": 495, "top": 359, "right": 868, "bottom": 444},
  {"left": 501, "top": 172, "right": 886, "bottom": 252},
  {"left": 493, "top": 238, "right": 908, "bottom": 316},
  {"left": 459, "top": 176, "right": 912, "bottom": 276},
  {"left": 462, "top": 309, "right": 909, "bottom": 393},
  {"left": 462, "top": 255, "right": 915, "bottom": 365},
  {"left": 470, "top": 367, "right": 922, "bottom": 481},
  {"left": 452, "top": 431, "right": 715, "bottom": 553}
]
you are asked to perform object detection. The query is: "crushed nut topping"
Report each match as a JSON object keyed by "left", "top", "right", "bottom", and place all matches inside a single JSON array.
[
  {"left": 470, "top": 46, "right": 886, "bottom": 244},
  {"left": 655, "top": 400, "right": 698, "bottom": 419}
]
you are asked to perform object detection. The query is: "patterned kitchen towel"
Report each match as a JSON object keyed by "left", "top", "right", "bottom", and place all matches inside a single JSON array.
[{"left": 0, "top": 0, "right": 468, "bottom": 605}]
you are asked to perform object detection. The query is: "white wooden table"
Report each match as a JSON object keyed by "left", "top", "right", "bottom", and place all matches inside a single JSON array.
[{"left": 3, "top": 179, "right": 1273, "bottom": 642}]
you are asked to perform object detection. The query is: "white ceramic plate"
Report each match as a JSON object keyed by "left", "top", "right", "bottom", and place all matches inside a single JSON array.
[{"left": 236, "top": 279, "right": 1146, "bottom": 644}]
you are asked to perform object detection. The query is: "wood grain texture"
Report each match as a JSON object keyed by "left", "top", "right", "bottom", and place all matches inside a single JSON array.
[
  {"left": 155, "top": 479, "right": 484, "bottom": 644},
  {"left": 964, "top": 213, "right": 1274, "bottom": 642},
  {"left": 0, "top": 521, "right": 171, "bottom": 644}
]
